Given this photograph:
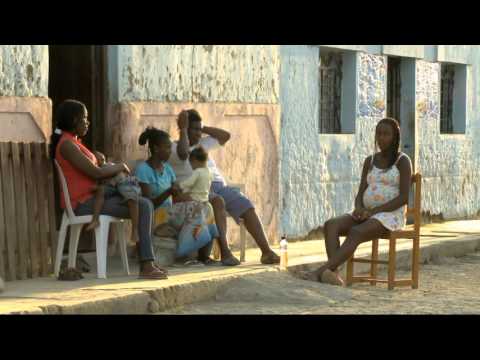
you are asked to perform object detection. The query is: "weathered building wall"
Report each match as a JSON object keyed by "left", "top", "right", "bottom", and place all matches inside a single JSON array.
[
  {"left": 107, "top": 45, "right": 282, "bottom": 246},
  {"left": 280, "top": 45, "right": 480, "bottom": 238},
  {"left": 280, "top": 46, "right": 386, "bottom": 237},
  {"left": 110, "top": 45, "right": 280, "bottom": 104},
  {"left": 0, "top": 45, "right": 51, "bottom": 142},
  {"left": 0, "top": 45, "right": 49, "bottom": 97}
]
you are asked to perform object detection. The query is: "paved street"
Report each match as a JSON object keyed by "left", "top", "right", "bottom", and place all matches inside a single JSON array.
[{"left": 163, "top": 251, "right": 480, "bottom": 315}]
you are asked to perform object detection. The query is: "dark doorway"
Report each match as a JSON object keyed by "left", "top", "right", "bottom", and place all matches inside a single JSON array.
[
  {"left": 387, "top": 56, "right": 401, "bottom": 123},
  {"left": 48, "top": 45, "right": 108, "bottom": 251},
  {"left": 49, "top": 45, "right": 107, "bottom": 152}
]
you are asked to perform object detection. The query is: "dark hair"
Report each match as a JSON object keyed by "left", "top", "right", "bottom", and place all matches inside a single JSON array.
[
  {"left": 186, "top": 109, "right": 202, "bottom": 126},
  {"left": 374, "top": 117, "right": 401, "bottom": 170},
  {"left": 189, "top": 146, "right": 208, "bottom": 163},
  {"left": 138, "top": 126, "right": 171, "bottom": 154},
  {"left": 49, "top": 99, "right": 87, "bottom": 159}
]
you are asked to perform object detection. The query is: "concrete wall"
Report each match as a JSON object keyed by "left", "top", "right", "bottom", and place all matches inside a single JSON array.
[
  {"left": 280, "top": 45, "right": 480, "bottom": 238},
  {"left": 107, "top": 45, "right": 283, "bottom": 246},
  {"left": 0, "top": 45, "right": 51, "bottom": 144},
  {"left": 0, "top": 45, "right": 49, "bottom": 97},
  {"left": 109, "top": 45, "right": 280, "bottom": 104}
]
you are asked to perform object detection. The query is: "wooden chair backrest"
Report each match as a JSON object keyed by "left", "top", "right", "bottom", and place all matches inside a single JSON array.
[{"left": 406, "top": 173, "right": 422, "bottom": 234}]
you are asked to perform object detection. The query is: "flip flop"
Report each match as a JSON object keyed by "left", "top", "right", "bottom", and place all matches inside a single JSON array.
[
  {"left": 221, "top": 255, "right": 241, "bottom": 266},
  {"left": 201, "top": 258, "right": 222, "bottom": 266},
  {"left": 261, "top": 251, "right": 281, "bottom": 265}
]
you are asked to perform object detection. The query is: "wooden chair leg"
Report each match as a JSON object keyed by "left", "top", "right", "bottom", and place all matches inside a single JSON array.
[
  {"left": 388, "top": 237, "right": 396, "bottom": 290},
  {"left": 412, "top": 236, "right": 420, "bottom": 289},
  {"left": 370, "top": 239, "right": 379, "bottom": 286},
  {"left": 346, "top": 256, "right": 354, "bottom": 286}
]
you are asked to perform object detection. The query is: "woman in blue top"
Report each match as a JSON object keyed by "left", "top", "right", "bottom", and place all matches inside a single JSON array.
[{"left": 135, "top": 127, "right": 219, "bottom": 264}]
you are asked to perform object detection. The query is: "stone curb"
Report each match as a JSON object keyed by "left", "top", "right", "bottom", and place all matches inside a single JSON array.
[{"left": 6, "top": 235, "right": 480, "bottom": 315}]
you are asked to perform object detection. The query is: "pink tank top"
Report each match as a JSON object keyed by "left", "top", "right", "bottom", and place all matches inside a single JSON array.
[{"left": 55, "top": 132, "right": 97, "bottom": 209}]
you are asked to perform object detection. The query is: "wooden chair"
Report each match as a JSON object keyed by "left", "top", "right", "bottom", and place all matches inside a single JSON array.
[
  {"left": 346, "top": 173, "right": 422, "bottom": 290},
  {"left": 212, "top": 182, "right": 247, "bottom": 263}
]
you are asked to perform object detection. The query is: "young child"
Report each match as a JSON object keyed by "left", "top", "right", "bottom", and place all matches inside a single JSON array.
[
  {"left": 85, "top": 151, "right": 141, "bottom": 245},
  {"left": 178, "top": 147, "right": 213, "bottom": 238}
]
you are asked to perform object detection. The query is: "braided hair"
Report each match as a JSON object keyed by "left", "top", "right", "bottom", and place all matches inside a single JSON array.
[
  {"left": 374, "top": 117, "right": 401, "bottom": 170},
  {"left": 138, "top": 126, "right": 171, "bottom": 155},
  {"left": 49, "top": 99, "right": 87, "bottom": 159}
]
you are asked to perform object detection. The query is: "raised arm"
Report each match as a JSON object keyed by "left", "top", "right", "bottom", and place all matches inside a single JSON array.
[
  {"left": 201, "top": 126, "right": 231, "bottom": 145},
  {"left": 176, "top": 111, "right": 190, "bottom": 161},
  {"left": 59, "top": 140, "right": 128, "bottom": 180}
]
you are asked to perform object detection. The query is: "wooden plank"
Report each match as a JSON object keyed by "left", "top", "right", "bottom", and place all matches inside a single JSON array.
[
  {"left": 11, "top": 143, "right": 29, "bottom": 279},
  {"left": 23, "top": 143, "right": 40, "bottom": 278},
  {"left": 33, "top": 143, "right": 49, "bottom": 277},
  {"left": 352, "top": 277, "right": 412, "bottom": 286},
  {"left": 351, "top": 258, "right": 389, "bottom": 265},
  {"left": 0, "top": 143, "right": 18, "bottom": 280},
  {"left": 0, "top": 143, "right": 6, "bottom": 280},
  {"left": 44, "top": 144, "right": 58, "bottom": 274}
]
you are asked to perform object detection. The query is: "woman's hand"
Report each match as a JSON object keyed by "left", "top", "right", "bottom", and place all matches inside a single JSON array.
[
  {"left": 352, "top": 207, "right": 365, "bottom": 221},
  {"left": 353, "top": 207, "right": 372, "bottom": 221}
]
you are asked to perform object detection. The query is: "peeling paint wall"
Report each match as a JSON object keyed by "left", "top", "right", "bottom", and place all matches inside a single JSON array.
[
  {"left": 280, "top": 45, "right": 480, "bottom": 238},
  {"left": 114, "top": 45, "right": 280, "bottom": 103},
  {"left": 0, "top": 45, "right": 48, "bottom": 97},
  {"left": 280, "top": 46, "right": 386, "bottom": 237}
]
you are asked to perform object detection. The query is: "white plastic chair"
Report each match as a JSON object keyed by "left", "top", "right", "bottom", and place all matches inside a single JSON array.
[{"left": 53, "top": 160, "right": 130, "bottom": 279}]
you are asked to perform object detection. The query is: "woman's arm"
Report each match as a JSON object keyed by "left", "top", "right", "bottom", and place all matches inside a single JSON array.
[
  {"left": 59, "top": 140, "right": 128, "bottom": 180},
  {"left": 176, "top": 111, "right": 190, "bottom": 161},
  {"left": 138, "top": 182, "right": 174, "bottom": 208},
  {"left": 354, "top": 156, "right": 371, "bottom": 211},
  {"left": 369, "top": 156, "right": 412, "bottom": 216},
  {"left": 201, "top": 126, "right": 231, "bottom": 145}
]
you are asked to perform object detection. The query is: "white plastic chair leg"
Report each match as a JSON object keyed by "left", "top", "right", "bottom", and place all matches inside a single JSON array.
[
  {"left": 115, "top": 222, "right": 130, "bottom": 275},
  {"left": 54, "top": 213, "right": 69, "bottom": 277},
  {"left": 68, "top": 224, "right": 83, "bottom": 268},
  {"left": 95, "top": 218, "right": 110, "bottom": 279}
]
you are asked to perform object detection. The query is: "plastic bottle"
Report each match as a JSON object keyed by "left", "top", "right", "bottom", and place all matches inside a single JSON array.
[{"left": 280, "top": 235, "right": 288, "bottom": 270}]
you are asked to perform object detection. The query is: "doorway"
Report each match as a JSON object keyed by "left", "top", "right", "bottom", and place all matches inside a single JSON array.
[
  {"left": 48, "top": 45, "right": 108, "bottom": 251},
  {"left": 48, "top": 45, "right": 107, "bottom": 152}
]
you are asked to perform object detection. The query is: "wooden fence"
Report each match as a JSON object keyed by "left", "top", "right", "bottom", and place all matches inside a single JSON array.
[{"left": 0, "top": 142, "right": 57, "bottom": 281}]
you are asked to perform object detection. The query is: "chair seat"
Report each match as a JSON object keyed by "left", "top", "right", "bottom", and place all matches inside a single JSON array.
[{"left": 67, "top": 214, "right": 125, "bottom": 225}]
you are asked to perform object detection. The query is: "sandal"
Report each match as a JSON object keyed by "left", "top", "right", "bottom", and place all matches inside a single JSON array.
[
  {"left": 58, "top": 267, "right": 84, "bottom": 281},
  {"left": 261, "top": 251, "right": 280, "bottom": 265},
  {"left": 221, "top": 255, "right": 241, "bottom": 266},
  {"left": 201, "top": 257, "right": 222, "bottom": 266},
  {"left": 138, "top": 267, "right": 168, "bottom": 280}
]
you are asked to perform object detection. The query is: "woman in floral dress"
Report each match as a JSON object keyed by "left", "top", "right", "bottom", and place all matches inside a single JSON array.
[{"left": 303, "top": 118, "right": 412, "bottom": 286}]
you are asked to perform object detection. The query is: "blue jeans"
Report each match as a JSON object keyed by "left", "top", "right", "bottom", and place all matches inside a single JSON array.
[{"left": 75, "top": 195, "right": 155, "bottom": 262}]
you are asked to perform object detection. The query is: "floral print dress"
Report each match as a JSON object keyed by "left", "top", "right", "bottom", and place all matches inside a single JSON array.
[{"left": 360, "top": 153, "right": 408, "bottom": 231}]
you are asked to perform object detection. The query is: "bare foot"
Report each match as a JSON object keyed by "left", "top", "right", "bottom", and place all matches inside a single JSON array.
[
  {"left": 85, "top": 219, "right": 100, "bottom": 232},
  {"left": 321, "top": 269, "right": 345, "bottom": 287},
  {"left": 192, "top": 225, "right": 202, "bottom": 239}
]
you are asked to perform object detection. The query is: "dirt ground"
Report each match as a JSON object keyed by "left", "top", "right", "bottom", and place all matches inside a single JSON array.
[{"left": 161, "top": 252, "right": 480, "bottom": 315}]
